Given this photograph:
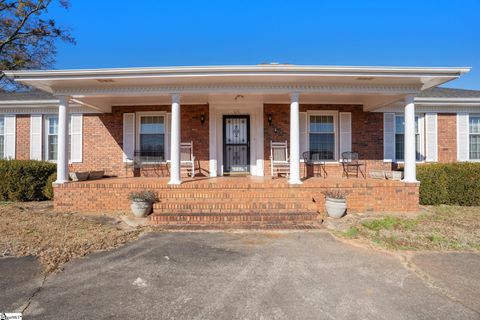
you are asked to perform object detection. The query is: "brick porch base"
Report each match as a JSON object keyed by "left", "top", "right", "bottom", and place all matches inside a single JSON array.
[{"left": 54, "top": 176, "right": 419, "bottom": 226}]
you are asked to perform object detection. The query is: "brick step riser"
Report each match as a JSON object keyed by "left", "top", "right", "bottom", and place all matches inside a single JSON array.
[
  {"left": 154, "top": 202, "right": 317, "bottom": 210},
  {"left": 152, "top": 208, "right": 318, "bottom": 214},
  {"left": 159, "top": 194, "right": 318, "bottom": 201},
  {"left": 150, "top": 215, "right": 320, "bottom": 225},
  {"left": 157, "top": 191, "right": 319, "bottom": 197}
]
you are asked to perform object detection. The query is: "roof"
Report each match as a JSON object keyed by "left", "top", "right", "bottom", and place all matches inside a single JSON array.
[
  {"left": 418, "top": 87, "right": 480, "bottom": 98},
  {"left": 0, "top": 89, "right": 55, "bottom": 101}
]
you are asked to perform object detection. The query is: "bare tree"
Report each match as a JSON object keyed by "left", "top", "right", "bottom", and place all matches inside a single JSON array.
[{"left": 0, "top": 0, "right": 75, "bottom": 90}]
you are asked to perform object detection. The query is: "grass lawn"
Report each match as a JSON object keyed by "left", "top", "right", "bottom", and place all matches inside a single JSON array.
[
  {"left": 336, "top": 206, "right": 480, "bottom": 251},
  {"left": 0, "top": 202, "right": 142, "bottom": 273}
]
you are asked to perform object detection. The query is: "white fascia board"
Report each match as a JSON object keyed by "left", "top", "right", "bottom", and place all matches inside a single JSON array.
[{"left": 2, "top": 65, "right": 471, "bottom": 81}]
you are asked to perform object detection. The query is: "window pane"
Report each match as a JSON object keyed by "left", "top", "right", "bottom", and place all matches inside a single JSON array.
[
  {"left": 470, "top": 135, "right": 480, "bottom": 160},
  {"left": 0, "top": 136, "right": 4, "bottom": 158},
  {"left": 140, "top": 116, "right": 164, "bottom": 134},
  {"left": 0, "top": 118, "right": 4, "bottom": 134},
  {"left": 395, "top": 116, "right": 404, "bottom": 134},
  {"left": 140, "top": 134, "right": 164, "bottom": 161},
  {"left": 49, "top": 117, "right": 58, "bottom": 135},
  {"left": 48, "top": 135, "right": 58, "bottom": 160},
  {"left": 470, "top": 116, "right": 480, "bottom": 134},
  {"left": 396, "top": 133, "right": 404, "bottom": 160},
  {"left": 310, "top": 115, "right": 334, "bottom": 133},
  {"left": 395, "top": 115, "right": 419, "bottom": 134},
  {"left": 309, "top": 133, "right": 334, "bottom": 160}
]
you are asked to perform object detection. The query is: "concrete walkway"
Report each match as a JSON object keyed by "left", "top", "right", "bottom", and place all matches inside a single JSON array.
[{"left": 2, "top": 231, "right": 479, "bottom": 319}]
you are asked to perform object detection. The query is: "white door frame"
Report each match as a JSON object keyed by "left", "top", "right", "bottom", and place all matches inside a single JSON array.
[{"left": 209, "top": 96, "right": 264, "bottom": 176}]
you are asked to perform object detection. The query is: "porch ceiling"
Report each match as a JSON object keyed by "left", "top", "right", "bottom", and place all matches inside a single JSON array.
[{"left": 4, "top": 65, "right": 470, "bottom": 112}]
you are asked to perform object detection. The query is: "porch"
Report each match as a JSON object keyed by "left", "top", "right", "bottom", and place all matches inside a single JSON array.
[{"left": 54, "top": 176, "right": 419, "bottom": 225}]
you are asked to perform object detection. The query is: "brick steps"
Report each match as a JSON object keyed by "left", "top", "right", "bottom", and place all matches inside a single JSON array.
[
  {"left": 150, "top": 212, "right": 320, "bottom": 225},
  {"left": 150, "top": 224, "right": 323, "bottom": 230},
  {"left": 154, "top": 201, "right": 317, "bottom": 211}
]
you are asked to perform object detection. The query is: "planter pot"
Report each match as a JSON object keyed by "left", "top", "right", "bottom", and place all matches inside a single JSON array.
[
  {"left": 385, "top": 170, "right": 403, "bottom": 181},
  {"left": 369, "top": 170, "right": 385, "bottom": 179},
  {"left": 88, "top": 170, "right": 104, "bottom": 180},
  {"left": 130, "top": 200, "right": 152, "bottom": 217},
  {"left": 69, "top": 171, "right": 89, "bottom": 181},
  {"left": 325, "top": 197, "right": 347, "bottom": 218}
]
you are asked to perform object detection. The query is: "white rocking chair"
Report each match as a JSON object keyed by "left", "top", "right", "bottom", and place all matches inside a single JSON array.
[
  {"left": 180, "top": 141, "right": 196, "bottom": 177},
  {"left": 270, "top": 140, "right": 290, "bottom": 178}
]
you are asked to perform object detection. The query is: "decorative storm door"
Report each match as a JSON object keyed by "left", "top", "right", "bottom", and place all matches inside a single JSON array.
[{"left": 223, "top": 115, "right": 250, "bottom": 174}]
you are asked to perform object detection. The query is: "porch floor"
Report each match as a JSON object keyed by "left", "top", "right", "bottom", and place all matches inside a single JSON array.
[{"left": 54, "top": 176, "right": 420, "bottom": 226}]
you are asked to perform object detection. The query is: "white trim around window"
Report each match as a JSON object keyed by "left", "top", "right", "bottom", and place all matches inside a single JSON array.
[
  {"left": 306, "top": 110, "right": 339, "bottom": 162},
  {"left": 468, "top": 113, "right": 480, "bottom": 161},
  {"left": 392, "top": 113, "right": 426, "bottom": 163},
  {"left": 135, "top": 111, "right": 168, "bottom": 163}
]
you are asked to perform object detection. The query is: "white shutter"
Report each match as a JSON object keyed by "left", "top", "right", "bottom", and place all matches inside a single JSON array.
[
  {"left": 166, "top": 113, "right": 172, "bottom": 161},
  {"left": 70, "top": 114, "right": 83, "bottom": 163},
  {"left": 425, "top": 113, "right": 438, "bottom": 162},
  {"left": 299, "top": 112, "right": 308, "bottom": 158},
  {"left": 383, "top": 113, "right": 395, "bottom": 162},
  {"left": 30, "top": 115, "right": 43, "bottom": 160},
  {"left": 339, "top": 112, "right": 352, "bottom": 158},
  {"left": 4, "top": 115, "right": 16, "bottom": 159},
  {"left": 123, "top": 113, "right": 135, "bottom": 162},
  {"left": 457, "top": 113, "right": 469, "bottom": 161}
]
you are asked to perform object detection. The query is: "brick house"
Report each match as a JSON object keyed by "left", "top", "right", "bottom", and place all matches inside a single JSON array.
[{"left": 2, "top": 65, "right": 479, "bottom": 225}]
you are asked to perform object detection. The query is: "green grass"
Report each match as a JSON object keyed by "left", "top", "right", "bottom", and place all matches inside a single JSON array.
[
  {"left": 361, "top": 216, "right": 417, "bottom": 231},
  {"left": 335, "top": 206, "right": 480, "bottom": 251},
  {"left": 342, "top": 227, "right": 360, "bottom": 238}
]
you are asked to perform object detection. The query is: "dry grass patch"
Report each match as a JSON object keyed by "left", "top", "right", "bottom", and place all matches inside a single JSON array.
[
  {"left": 0, "top": 202, "right": 142, "bottom": 273},
  {"left": 337, "top": 206, "right": 480, "bottom": 251}
]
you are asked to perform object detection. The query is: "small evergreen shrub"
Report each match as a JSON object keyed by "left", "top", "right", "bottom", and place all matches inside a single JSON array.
[
  {"left": 417, "top": 163, "right": 480, "bottom": 206},
  {"left": 43, "top": 173, "right": 57, "bottom": 200},
  {"left": 0, "top": 160, "right": 56, "bottom": 201}
]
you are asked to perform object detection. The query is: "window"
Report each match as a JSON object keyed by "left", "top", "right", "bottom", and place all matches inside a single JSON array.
[
  {"left": 0, "top": 117, "right": 4, "bottom": 158},
  {"left": 309, "top": 114, "right": 335, "bottom": 160},
  {"left": 46, "top": 116, "right": 58, "bottom": 161},
  {"left": 45, "top": 116, "right": 71, "bottom": 161},
  {"left": 139, "top": 115, "right": 165, "bottom": 162},
  {"left": 395, "top": 115, "right": 422, "bottom": 161},
  {"left": 469, "top": 115, "right": 480, "bottom": 160}
]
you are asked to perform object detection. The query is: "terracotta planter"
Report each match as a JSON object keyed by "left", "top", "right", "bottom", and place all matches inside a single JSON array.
[{"left": 325, "top": 197, "right": 347, "bottom": 218}]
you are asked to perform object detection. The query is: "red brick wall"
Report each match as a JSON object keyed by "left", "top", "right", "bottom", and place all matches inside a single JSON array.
[
  {"left": 69, "top": 105, "right": 209, "bottom": 177},
  {"left": 264, "top": 104, "right": 391, "bottom": 177},
  {"left": 16, "top": 115, "right": 30, "bottom": 160},
  {"left": 54, "top": 178, "right": 419, "bottom": 214},
  {"left": 437, "top": 113, "right": 457, "bottom": 162}
]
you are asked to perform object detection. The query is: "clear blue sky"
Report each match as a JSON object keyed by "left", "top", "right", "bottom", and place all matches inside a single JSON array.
[{"left": 49, "top": 0, "right": 479, "bottom": 89}]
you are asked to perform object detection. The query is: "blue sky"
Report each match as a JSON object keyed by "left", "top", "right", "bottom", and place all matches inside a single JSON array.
[{"left": 49, "top": 0, "right": 479, "bottom": 89}]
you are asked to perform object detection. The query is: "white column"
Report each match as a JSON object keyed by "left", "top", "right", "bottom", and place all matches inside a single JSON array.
[
  {"left": 403, "top": 95, "right": 418, "bottom": 183},
  {"left": 55, "top": 96, "right": 70, "bottom": 184},
  {"left": 168, "top": 94, "right": 181, "bottom": 185},
  {"left": 289, "top": 93, "right": 302, "bottom": 184}
]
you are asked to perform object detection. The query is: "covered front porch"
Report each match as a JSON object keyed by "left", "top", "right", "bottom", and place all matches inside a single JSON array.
[{"left": 7, "top": 65, "right": 468, "bottom": 187}]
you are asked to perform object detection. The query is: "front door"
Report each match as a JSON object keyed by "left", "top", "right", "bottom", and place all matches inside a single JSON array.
[{"left": 223, "top": 115, "right": 250, "bottom": 174}]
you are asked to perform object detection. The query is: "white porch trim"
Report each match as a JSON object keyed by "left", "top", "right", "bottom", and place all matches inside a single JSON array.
[{"left": 55, "top": 96, "right": 70, "bottom": 184}]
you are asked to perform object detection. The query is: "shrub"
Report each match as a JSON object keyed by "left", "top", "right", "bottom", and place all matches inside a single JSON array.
[
  {"left": 417, "top": 163, "right": 480, "bottom": 206},
  {"left": 43, "top": 173, "right": 57, "bottom": 200},
  {"left": 0, "top": 160, "right": 56, "bottom": 201},
  {"left": 128, "top": 190, "right": 158, "bottom": 203}
]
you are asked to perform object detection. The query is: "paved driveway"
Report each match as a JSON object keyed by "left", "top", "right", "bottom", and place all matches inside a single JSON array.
[{"left": 3, "top": 231, "right": 480, "bottom": 319}]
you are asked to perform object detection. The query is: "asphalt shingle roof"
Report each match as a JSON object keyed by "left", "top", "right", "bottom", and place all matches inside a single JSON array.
[
  {"left": 0, "top": 89, "right": 55, "bottom": 101},
  {"left": 418, "top": 87, "right": 480, "bottom": 98},
  {"left": 0, "top": 87, "right": 480, "bottom": 102}
]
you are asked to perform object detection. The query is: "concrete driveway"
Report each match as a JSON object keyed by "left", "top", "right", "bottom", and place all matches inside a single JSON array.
[{"left": 3, "top": 231, "right": 480, "bottom": 319}]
